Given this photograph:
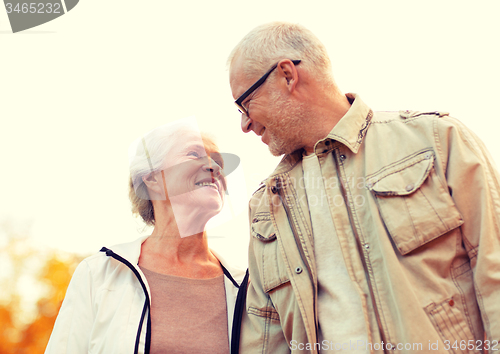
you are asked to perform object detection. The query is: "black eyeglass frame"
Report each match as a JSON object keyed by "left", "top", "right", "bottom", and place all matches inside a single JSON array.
[{"left": 234, "top": 59, "right": 301, "bottom": 116}]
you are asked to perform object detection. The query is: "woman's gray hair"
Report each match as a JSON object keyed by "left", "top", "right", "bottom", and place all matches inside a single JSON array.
[
  {"left": 128, "top": 121, "right": 203, "bottom": 226},
  {"left": 228, "top": 22, "right": 333, "bottom": 85}
]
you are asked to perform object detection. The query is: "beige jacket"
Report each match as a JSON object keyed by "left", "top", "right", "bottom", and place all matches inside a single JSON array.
[{"left": 239, "top": 94, "right": 500, "bottom": 353}]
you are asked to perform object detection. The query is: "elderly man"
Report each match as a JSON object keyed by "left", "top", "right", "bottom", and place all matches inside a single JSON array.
[{"left": 228, "top": 22, "right": 500, "bottom": 353}]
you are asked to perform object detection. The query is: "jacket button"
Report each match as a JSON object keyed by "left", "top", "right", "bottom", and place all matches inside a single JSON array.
[
  {"left": 364, "top": 243, "right": 370, "bottom": 250},
  {"left": 406, "top": 183, "right": 414, "bottom": 192},
  {"left": 449, "top": 299, "right": 454, "bottom": 306},
  {"left": 271, "top": 186, "right": 277, "bottom": 194},
  {"left": 339, "top": 154, "right": 346, "bottom": 161},
  {"left": 325, "top": 140, "right": 330, "bottom": 146},
  {"left": 295, "top": 266, "right": 303, "bottom": 274},
  {"left": 252, "top": 218, "right": 258, "bottom": 223},
  {"left": 425, "top": 152, "right": 432, "bottom": 160}
]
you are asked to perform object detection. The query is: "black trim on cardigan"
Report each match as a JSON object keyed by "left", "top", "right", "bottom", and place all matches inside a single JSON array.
[
  {"left": 220, "top": 262, "right": 240, "bottom": 289},
  {"left": 231, "top": 269, "right": 249, "bottom": 354},
  {"left": 100, "top": 247, "right": 152, "bottom": 354}
]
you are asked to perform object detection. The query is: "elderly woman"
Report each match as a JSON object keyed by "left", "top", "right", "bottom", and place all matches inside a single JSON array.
[{"left": 45, "top": 123, "right": 244, "bottom": 354}]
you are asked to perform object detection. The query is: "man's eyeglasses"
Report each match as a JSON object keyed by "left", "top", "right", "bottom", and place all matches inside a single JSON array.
[{"left": 234, "top": 59, "right": 301, "bottom": 116}]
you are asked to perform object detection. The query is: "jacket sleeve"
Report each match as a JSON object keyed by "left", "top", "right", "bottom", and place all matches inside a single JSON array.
[
  {"left": 44, "top": 260, "right": 94, "bottom": 354},
  {"left": 438, "top": 116, "right": 500, "bottom": 342}
]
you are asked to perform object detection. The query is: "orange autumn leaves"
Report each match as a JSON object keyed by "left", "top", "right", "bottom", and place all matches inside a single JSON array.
[{"left": 0, "top": 222, "right": 85, "bottom": 354}]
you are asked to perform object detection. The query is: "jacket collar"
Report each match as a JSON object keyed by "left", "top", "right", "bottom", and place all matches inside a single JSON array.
[
  {"left": 269, "top": 93, "right": 373, "bottom": 178},
  {"left": 325, "top": 93, "right": 373, "bottom": 154}
]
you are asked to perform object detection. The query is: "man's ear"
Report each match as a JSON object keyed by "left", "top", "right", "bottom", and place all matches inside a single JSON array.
[{"left": 276, "top": 59, "right": 299, "bottom": 92}]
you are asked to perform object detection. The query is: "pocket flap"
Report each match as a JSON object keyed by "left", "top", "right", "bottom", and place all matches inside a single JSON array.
[
  {"left": 366, "top": 149, "right": 463, "bottom": 255},
  {"left": 367, "top": 150, "right": 435, "bottom": 196},
  {"left": 250, "top": 213, "right": 289, "bottom": 292},
  {"left": 251, "top": 213, "right": 277, "bottom": 242}
]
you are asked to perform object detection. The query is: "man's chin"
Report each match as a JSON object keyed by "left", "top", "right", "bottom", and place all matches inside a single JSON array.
[
  {"left": 269, "top": 149, "right": 284, "bottom": 157},
  {"left": 268, "top": 141, "right": 293, "bottom": 157},
  {"left": 266, "top": 131, "right": 301, "bottom": 156}
]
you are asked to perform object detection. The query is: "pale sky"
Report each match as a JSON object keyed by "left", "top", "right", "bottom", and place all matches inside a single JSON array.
[{"left": 1, "top": 0, "right": 499, "bottom": 269}]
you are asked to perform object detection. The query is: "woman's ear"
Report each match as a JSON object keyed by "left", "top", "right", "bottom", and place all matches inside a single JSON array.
[
  {"left": 142, "top": 172, "right": 167, "bottom": 200},
  {"left": 142, "top": 172, "right": 155, "bottom": 187}
]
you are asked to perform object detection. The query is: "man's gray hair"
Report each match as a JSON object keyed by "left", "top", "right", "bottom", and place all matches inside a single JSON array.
[{"left": 228, "top": 22, "right": 333, "bottom": 84}]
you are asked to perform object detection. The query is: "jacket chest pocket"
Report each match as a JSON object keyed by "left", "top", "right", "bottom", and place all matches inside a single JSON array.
[
  {"left": 251, "top": 212, "right": 290, "bottom": 292},
  {"left": 366, "top": 149, "right": 463, "bottom": 255}
]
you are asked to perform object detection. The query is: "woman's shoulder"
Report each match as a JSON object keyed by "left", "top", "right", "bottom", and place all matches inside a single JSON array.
[
  {"left": 75, "top": 236, "right": 148, "bottom": 283},
  {"left": 74, "top": 251, "right": 119, "bottom": 283}
]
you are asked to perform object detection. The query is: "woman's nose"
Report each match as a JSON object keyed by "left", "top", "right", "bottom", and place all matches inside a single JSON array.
[{"left": 202, "top": 157, "right": 221, "bottom": 175}]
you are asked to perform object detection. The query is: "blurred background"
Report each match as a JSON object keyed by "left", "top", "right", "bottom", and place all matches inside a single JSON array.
[{"left": 1, "top": 0, "right": 499, "bottom": 352}]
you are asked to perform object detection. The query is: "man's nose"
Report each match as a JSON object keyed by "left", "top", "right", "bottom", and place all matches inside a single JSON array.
[{"left": 241, "top": 113, "right": 252, "bottom": 133}]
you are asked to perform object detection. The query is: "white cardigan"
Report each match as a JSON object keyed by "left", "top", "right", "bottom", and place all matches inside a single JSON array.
[{"left": 45, "top": 236, "right": 245, "bottom": 354}]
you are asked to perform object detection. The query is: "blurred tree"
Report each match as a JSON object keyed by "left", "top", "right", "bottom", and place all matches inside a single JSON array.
[
  {"left": 0, "top": 305, "right": 16, "bottom": 354},
  {"left": 0, "top": 221, "right": 85, "bottom": 354}
]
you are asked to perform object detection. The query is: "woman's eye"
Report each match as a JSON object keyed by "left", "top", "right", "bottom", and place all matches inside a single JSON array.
[{"left": 188, "top": 151, "right": 200, "bottom": 158}]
